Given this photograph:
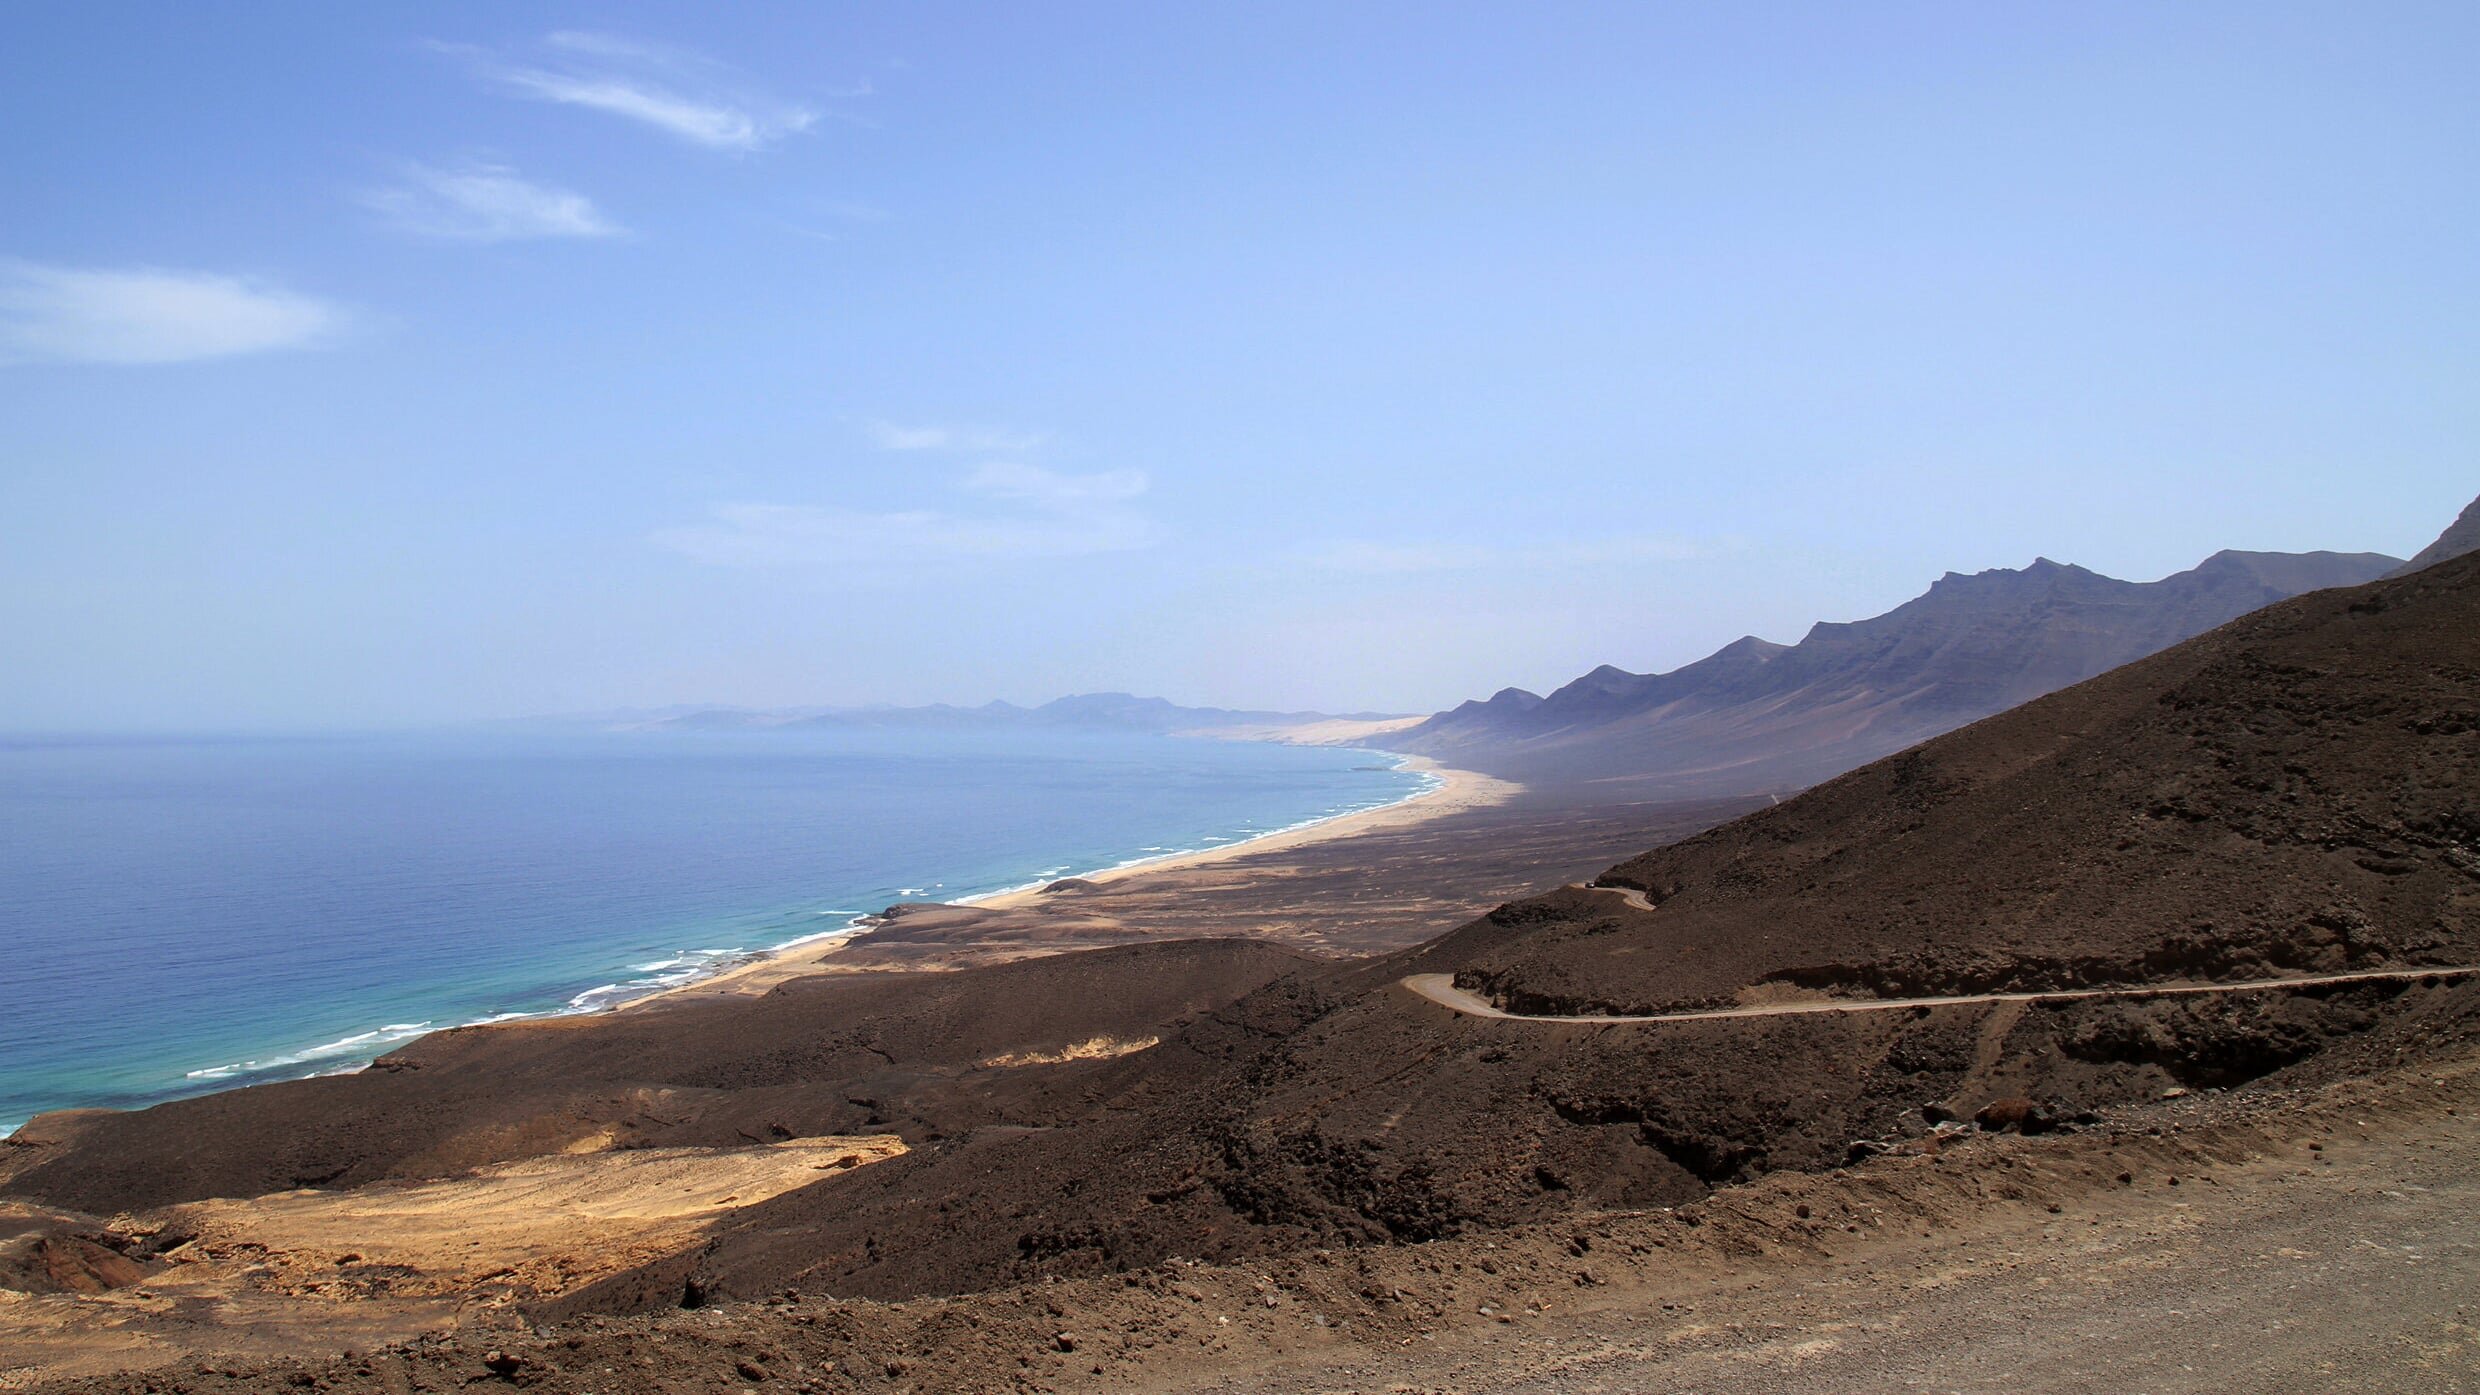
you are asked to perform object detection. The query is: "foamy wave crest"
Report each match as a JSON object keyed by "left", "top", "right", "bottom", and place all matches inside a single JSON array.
[
  {"left": 562, "top": 946, "right": 749, "bottom": 1013},
  {"left": 184, "top": 1021, "right": 436, "bottom": 1082}
]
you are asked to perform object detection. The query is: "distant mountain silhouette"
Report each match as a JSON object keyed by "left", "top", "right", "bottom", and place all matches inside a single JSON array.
[
  {"left": 637, "top": 693, "right": 1403, "bottom": 736},
  {"left": 2387, "top": 492, "right": 2480, "bottom": 578},
  {"left": 1394, "top": 548, "right": 2400, "bottom": 796}
]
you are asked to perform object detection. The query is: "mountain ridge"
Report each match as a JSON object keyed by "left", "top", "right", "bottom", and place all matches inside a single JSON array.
[
  {"left": 2387, "top": 492, "right": 2480, "bottom": 577},
  {"left": 1393, "top": 546, "right": 2400, "bottom": 795}
]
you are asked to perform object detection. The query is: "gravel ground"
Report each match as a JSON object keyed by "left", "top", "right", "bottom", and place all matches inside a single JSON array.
[{"left": 1160, "top": 1059, "right": 2480, "bottom": 1394}]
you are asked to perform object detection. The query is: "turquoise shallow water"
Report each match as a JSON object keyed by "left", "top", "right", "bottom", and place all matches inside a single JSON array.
[{"left": 0, "top": 728, "right": 1428, "bottom": 1135}]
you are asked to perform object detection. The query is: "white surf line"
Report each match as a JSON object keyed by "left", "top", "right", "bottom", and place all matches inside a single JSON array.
[{"left": 1401, "top": 964, "right": 2480, "bottom": 1025}]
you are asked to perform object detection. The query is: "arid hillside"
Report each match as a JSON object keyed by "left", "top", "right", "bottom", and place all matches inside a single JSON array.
[
  {"left": 522, "top": 548, "right": 2480, "bottom": 1309},
  {"left": 6, "top": 533, "right": 2474, "bottom": 1393},
  {"left": 0, "top": 939, "right": 1315, "bottom": 1216},
  {"left": 1432, "top": 546, "right": 2480, "bottom": 1014},
  {"left": 1397, "top": 548, "right": 2399, "bottom": 796}
]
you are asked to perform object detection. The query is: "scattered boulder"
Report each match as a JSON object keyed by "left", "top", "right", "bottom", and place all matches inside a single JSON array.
[
  {"left": 1973, "top": 1097, "right": 2057, "bottom": 1134},
  {"left": 0, "top": 1233, "right": 155, "bottom": 1295}
]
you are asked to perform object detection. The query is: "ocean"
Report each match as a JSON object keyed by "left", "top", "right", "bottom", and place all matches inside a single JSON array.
[{"left": 0, "top": 728, "right": 1429, "bottom": 1136}]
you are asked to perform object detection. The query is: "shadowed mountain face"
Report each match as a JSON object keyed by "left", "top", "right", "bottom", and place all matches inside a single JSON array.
[
  {"left": 1428, "top": 548, "right": 2480, "bottom": 1014},
  {"left": 1395, "top": 549, "right": 2399, "bottom": 797},
  {"left": 2388, "top": 491, "right": 2480, "bottom": 578}
]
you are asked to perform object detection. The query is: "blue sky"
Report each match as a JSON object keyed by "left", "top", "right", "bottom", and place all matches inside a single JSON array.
[{"left": 3, "top": 3, "right": 2472, "bottom": 728}]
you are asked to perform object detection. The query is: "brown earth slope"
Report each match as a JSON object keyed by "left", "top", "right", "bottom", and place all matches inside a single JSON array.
[
  {"left": 7, "top": 547, "right": 2473, "bottom": 1382},
  {"left": 0, "top": 939, "right": 1313, "bottom": 1215},
  {"left": 510, "top": 550, "right": 2477, "bottom": 1310},
  {"left": 22, "top": 1042, "right": 2480, "bottom": 1395},
  {"left": 1437, "top": 547, "right": 2478, "bottom": 1015}
]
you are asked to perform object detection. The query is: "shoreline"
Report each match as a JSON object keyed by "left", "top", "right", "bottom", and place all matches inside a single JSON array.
[
  {"left": 968, "top": 754, "right": 1511, "bottom": 909},
  {"left": 628, "top": 752, "right": 1516, "bottom": 1006},
  {"left": 4, "top": 745, "right": 1497, "bottom": 1138}
]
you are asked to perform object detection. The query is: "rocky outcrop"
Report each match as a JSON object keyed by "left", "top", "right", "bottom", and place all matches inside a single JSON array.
[{"left": 2387, "top": 491, "right": 2480, "bottom": 578}]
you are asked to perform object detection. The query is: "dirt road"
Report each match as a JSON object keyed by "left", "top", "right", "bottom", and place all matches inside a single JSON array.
[{"left": 1403, "top": 964, "right": 2480, "bottom": 1025}]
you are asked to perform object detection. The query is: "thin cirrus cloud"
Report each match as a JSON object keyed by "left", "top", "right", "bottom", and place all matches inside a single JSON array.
[
  {"left": 0, "top": 259, "right": 344, "bottom": 366},
  {"left": 441, "top": 31, "right": 821, "bottom": 152},
  {"left": 654, "top": 465, "right": 1156, "bottom": 570},
  {"left": 867, "top": 420, "right": 1050, "bottom": 453},
  {"left": 362, "top": 162, "right": 623, "bottom": 241}
]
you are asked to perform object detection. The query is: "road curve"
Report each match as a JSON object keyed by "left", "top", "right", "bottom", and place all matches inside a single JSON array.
[
  {"left": 1401, "top": 964, "right": 2480, "bottom": 1025},
  {"left": 1579, "top": 881, "right": 1659, "bottom": 912}
]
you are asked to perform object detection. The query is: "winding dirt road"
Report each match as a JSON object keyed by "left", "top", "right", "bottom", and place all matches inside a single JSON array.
[
  {"left": 1403, "top": 962, "right": 2480, "bottom": 1026},
  {"left": 1580, "top": 880, "right": 1659, "bottom": 912}
]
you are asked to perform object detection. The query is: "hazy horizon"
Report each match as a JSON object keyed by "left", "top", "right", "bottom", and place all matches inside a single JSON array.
[{"left": 5, "top": 3, "right": 2473, "bottom": 731}]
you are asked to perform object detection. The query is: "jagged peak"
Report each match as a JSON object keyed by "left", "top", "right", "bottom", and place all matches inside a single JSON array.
[
  {"left": 1933, "top": 555, "right": 2092, "bottom": 582},
  {"left": 1714, "top": 634, "right": 1788, "bottom": 658},
  {"left": 2389, "top": 492, "right": 2480, "bottom": 578}
]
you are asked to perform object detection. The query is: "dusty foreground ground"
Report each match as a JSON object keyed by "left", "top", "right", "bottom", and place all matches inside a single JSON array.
[
  {"left": 12, "top": 1045, "right": 2473, "bottom": 1393},
  {"left": 1174, "top": 1056, "right": 2480, "bottom": 1395},
  {"left": 0, "top": 1137, "right": 905, "bottom": 1384}
]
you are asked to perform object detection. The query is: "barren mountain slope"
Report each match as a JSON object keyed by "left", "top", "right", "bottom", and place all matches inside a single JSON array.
[
  {"left": 7, "top": 546, "right": 2471, "bottom": 1362},
  {"left": 1432, "top": 548, "right": 2479, "bottom": 1015},
  {"left": 2387, "top": 489, "right": 2480, "bottom": 577},
  {"left": 1398, "top": 548, "right": 2400, "bottom": 796},
  {"left": 555, "top": 554, "right": 2480, "bottom": 1307},
  {"left": 0, "top": 939, "right": 1313, "bottom": 1215}
]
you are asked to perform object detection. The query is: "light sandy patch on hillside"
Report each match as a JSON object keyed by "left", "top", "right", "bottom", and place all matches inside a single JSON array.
[
  {"left": 978, "top": 1035, "right": 1160, "bottom": 1068},
  {"left": 0, "top": 1136, "right": 903, "bottom": 1384}
]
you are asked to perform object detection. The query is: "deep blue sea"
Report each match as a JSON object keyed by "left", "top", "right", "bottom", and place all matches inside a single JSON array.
[{"left": 0, "top": 728, "right": 1428, "bottom": 1136}]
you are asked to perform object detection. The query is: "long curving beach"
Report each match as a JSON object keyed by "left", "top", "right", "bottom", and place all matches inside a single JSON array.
[{"left": 633, "top": 752, "right": 1521, "bottom": 1004}]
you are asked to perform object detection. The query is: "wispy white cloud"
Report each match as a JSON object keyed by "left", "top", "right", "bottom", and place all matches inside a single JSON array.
[
  {"left": 654, "top": 466, "right": 1156, "bottom": 569},
  {"left": 964, "top": 461, "right": 1147, "bottom": 507},
  {"left": 0, "top": 260, "right": 344, "bottom": 366},
  {"left": 442, "top": 32, "right": 822, "bottom": 152},
  {"left": 362, "top": 161, "right": 622, "bottom": 241},
  {"left": 867, "top": 420, "right": 1049, "bottom": 453}
]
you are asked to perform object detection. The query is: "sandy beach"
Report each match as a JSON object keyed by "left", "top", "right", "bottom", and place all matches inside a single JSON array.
[
  {"left": 629, "top": 753, "right": 1519, "bottom": 1005},
  {"left": 971, "top": 754, "right": 1517, "bottom": 908}
]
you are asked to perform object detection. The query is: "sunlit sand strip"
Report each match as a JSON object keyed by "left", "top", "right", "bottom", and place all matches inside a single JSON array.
[{"left": 0, "top": 1136, "right": 905, "bottom": 1384}]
